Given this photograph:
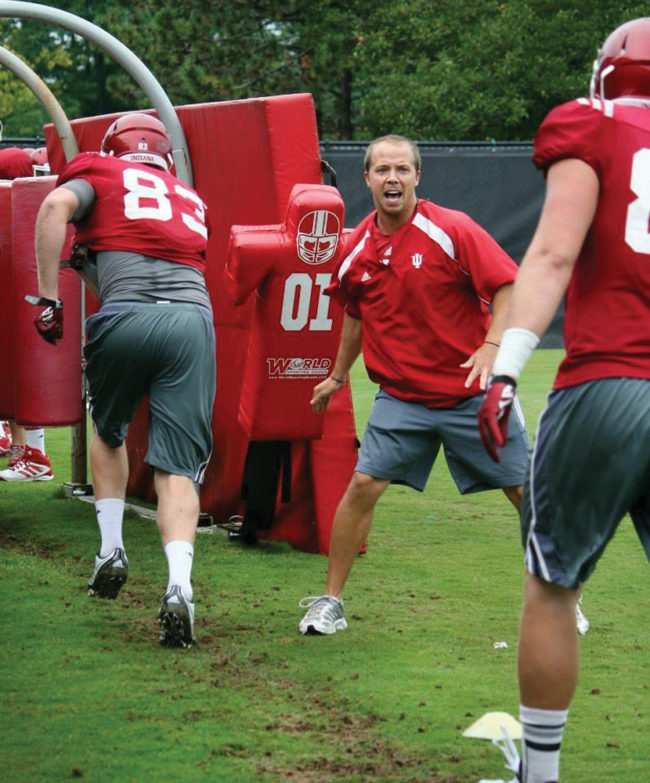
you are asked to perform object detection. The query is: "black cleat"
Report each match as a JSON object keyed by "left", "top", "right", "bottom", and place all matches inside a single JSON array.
[
  {"left": 88, "top": 548, "right": 128, "bottom": 599},
  {"left": 158, "top": 586, "right": 195, "bottom": 648}
]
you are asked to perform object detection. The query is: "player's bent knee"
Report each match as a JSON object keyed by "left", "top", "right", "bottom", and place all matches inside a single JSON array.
[
  {"left": 524, "top": 571, "right": 579, "bottom": 609},
  {"left": 345, "top": 471, "right": 390, "bottom": 503}
]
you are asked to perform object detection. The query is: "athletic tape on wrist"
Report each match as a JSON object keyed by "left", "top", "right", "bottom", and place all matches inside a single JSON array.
[
  {"left": 24, "top": 294, "right": 63, "bottom": 309},
  {"left": 492, "top": 327, "right": 540, "bottom": 380}
]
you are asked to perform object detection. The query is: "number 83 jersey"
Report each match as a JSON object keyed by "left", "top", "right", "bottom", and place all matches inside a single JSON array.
[
  {"left": 533, "top": 97, "right": 650, "bottom": 388},
  {"left": 57, "top": 151, "right": 209, "bottom": 272}
]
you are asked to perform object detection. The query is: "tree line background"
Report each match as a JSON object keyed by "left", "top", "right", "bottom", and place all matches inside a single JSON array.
[{"left": 0, "top": 0, "right": 648, "bottom": 142}]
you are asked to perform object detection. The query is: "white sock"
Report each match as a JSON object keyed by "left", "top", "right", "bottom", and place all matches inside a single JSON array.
[
  {"left": 164, "top": 540, "right": 194, "bottom": 601},
  {"left": 25, "top": 428, "right": 45, "bottom": 453},
  {"left": 520, "top": 705, "right": 568, "bottom": 783},
  {"left": 95, "top": 498, "right": 125, "bottom": 557}
]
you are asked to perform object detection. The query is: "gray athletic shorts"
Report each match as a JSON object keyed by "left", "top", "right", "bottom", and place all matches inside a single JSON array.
[
  {"left": 356, "top": 388, "right": 529, "bottom": 493},
  {"left": 84, "top": 302, "right": 216, "bottom": 483},
  {"left": 523, "top": 378, "right": 650, "bottom": 589}
]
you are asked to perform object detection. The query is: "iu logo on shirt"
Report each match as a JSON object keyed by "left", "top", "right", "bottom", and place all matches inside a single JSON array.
[
  {"left": 411, "top": 252, "right": 423, "bottom": 269},
  {"left": 296, "top": 210, "right": 341, "bottom": 265}
]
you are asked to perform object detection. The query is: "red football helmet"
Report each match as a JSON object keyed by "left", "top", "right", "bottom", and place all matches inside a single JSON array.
[
  {"left": 591, "top": 17, "right": 650, "bottom": 99},
  {"left": 101, "top": 113, "right": 173, "bottom": 170}
]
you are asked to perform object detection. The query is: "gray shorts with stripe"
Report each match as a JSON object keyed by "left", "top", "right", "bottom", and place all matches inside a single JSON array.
[{"left": 523, "top": 377, "right": 650, "bottom": 589}]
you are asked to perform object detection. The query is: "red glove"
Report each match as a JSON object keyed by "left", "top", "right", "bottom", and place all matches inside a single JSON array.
[
  {"left": 477, "top": 375, "right": 516, "bottom": 462},
  {"left": 25, "top": 295, "right": 64, "bottom": 345}
]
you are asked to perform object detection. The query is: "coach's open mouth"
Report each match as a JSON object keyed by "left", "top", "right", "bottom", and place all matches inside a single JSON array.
[{"left": 384, "top": 189, "right": 402, "bottom": 203}]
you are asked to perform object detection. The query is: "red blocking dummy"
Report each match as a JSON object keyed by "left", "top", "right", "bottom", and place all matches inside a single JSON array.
[
  {"left": 225, "top": 183, "right": 346, "bottom": 440},
  {"left": 2, "top": 177, "right": 80, "bottom": 425},
  {"left": 0, "top": 182, "right": 14, "bottom": 417},
  {"left": 43, "top": 96, "right": 357, "bottom": 553}
]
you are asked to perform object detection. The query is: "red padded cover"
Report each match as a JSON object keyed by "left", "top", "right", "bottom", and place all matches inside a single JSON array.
[
  {"left": 0, "top": 183, "right": 14, "bottom": 417},
  {"left": 226, "top": 183, "right": 346, "bottom": 440},
  {"left": 11, "top": 178, "right": 80, "bottom": 425},
  {"left": 42, "top": 95, "right": 357, "bottom": 553}
]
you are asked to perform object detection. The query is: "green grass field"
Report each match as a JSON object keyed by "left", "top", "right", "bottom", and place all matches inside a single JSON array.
[{"left": 1, "top": 350, "right": 647, "bottom": 782}]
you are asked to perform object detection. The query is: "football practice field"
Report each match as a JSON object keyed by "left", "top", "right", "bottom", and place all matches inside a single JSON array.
[{"left": 1, "top": 350, "right": 647, "bottom": 782}]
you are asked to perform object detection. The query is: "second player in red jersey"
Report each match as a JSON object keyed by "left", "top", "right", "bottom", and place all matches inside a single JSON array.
[
  {"left": 478, "top": 18, "right": 650, "bottom": 783},
  {"left": 533, "top": 97, "right": 650, "bottom": 388}
]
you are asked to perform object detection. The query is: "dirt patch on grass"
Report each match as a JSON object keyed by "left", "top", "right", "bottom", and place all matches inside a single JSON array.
[
  {"left": 258, "top": 734, "right": 465, "bottom": 782},
  {"left": 0, "top": 529, "right": 62, "bottom": 559},
  {"left": 255, "top": 691, "right": 464, "bottom": 782}
]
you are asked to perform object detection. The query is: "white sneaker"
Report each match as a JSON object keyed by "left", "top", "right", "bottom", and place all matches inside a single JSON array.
[
  {"left": 0, "top": 445, "right": 53, "bottom": 481},
  {"left": 298, "top": 595, "right": 347, "bottom": 635},
  {"left": 576, "top": 595, "right": 590, "bottom": 635},
  {"left": 478, "top": 724, "right": 521, "bottom": 782}
]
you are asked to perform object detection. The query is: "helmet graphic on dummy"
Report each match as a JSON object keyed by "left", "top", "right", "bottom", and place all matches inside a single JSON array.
[{"left": 296, "top": 209, "right": 341, "bottom": 265}]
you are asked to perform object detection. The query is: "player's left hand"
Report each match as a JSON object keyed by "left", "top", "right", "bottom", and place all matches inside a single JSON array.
[
  {"left": 477, "top": 375, "right": 516, "bottom": 462},
  {"left": 25, "top": 295, "right": 64, "bottom": 345}
]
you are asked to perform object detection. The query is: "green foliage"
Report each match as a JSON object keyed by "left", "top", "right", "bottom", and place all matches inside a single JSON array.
[
  {"left": 1, "top": 351, "right": 648, "bottom": 781},
  {"left": 0, "top": 1, "right": 127, "bottom": 136},
  {"left": 353, "top": 0, "right": 650, "bottom": 140},
  {"left": 1, "top": 1, "right": 650, "bottom": 140}
]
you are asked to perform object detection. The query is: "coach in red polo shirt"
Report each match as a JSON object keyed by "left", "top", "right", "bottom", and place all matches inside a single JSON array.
[{"left": 298, "top": 134, "right": 529, "bottom": 636}]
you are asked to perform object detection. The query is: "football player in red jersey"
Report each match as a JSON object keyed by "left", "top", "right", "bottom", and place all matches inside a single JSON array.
[
  {"left": 32, "top": 113, "right": 216, "bottom": 648},
  {"left": 298, "top": 135, "right": 530, "bottom": 636},
  {"left": 478, "top": 18, "right": 650, "bottom": 783}
]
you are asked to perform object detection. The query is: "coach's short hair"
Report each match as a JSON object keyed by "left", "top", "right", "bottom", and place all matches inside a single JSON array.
[{"left": 364, "top": 135, "right": 421, "bottom": 173}]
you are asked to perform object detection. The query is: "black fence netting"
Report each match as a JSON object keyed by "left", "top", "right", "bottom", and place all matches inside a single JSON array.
[{"left": 320, "top": 140, "right": 563, "bottom": 349}]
